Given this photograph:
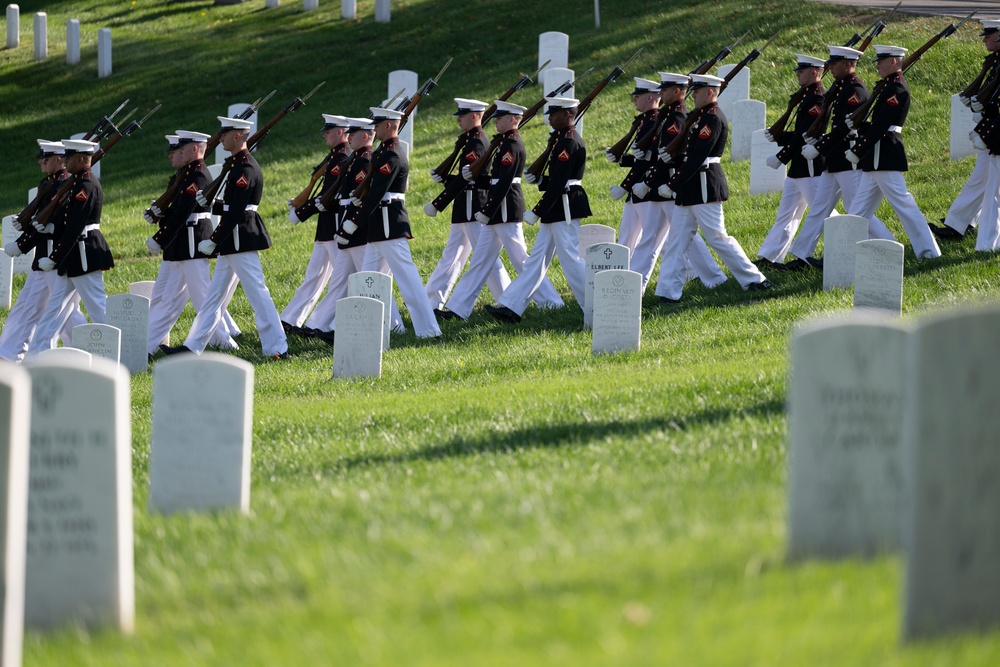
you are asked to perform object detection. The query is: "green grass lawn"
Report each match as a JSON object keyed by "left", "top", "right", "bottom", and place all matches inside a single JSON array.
[{"left": 3, "top": 0, "right": 1000, "bottom": 664}]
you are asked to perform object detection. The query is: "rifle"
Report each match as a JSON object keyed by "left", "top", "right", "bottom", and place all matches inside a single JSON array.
[
  {"left": 197, "top": 83, "right": 325, "bottom": 208},
  {"left": 435, "top": 70, "right": 590, "bottom": 209},
  {"left": 430, "top": 61, "right": 550, "bottom": 180},
  {"left": 632, "top": 32, "right": 749, "bottom": 154},
  {"left": 24, "top": 105, "right": 158, "bottom": 252},
  {"left": 962, "top": 52, "right": 1000, "bottom": 101},
  {"left": 287, "top": 88, "right": 404, "bottom": 211},
  {"left": 849, "top": 12, "right": 977, "bottom": 128},
  {"left": 661, "top": 33, "right": 778, "bottom": 162},
  {"left": 344, "top": 57, "right": 453, "bottom": 219},
  {"left": 524, "top": 51, "right": 641, "bottom": 183}
]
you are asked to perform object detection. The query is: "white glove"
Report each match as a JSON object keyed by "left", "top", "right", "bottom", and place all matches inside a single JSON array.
[
  {"left": 150, "top": 203, "right": 162, "bottom": 217},
  {"left": 845, "top": 117, "right": 855, "bottom": 130},
  {"left": 657, "top": 147, "right": 673, "bottom": 163},
  {"left": 146, "top": 237, "right": 161, "bottom": 254},
  {"left": 524, "top": 210, "right": 539, "bottom": 225},
  {"left": 341, "top": 219, "right": 358, "bottom": 235},
  {"left": 350, "top": 195, "right": 363, "bottom": 208},
  {"left": 523, "top": 172, "right": 538, "bottom": 185},
  {"left": 973, "top": 112, "right": 984, "bottom": 123},
  {"left": 11, "top": 217, "right": 21, "bottom": 232},
  {"left": 4, "top": 242, "right": 22, "bottom": 257},
  {"left": 335, "top": 234, "right": 350, "bottom": 245},
  {"left": 314, "top": 197, "right": 326, "bottom": 212},
  {"left": 423, "top": 203, "right": 438, "bottom": 217},
  {"left": 971, "top": 131, "right": 988, "bottom": 151},
  {"left": 31, "top": 218, "right": 45, "bottom": 233},
  {"left": 631, "top": 147, "right": 651, "bottom": 161},
  {"left": 804, "top": 135, "right": 818, "bottom": 146},
  {"left": 605, "top": 148, "right": 618, "bottom": 163},
  {"left": 959, "top": 94, "right": 971, "bottom": 108},
  {"left": 32, "top": 220, "right": 54, "bottom": 234},
  {"left": 971, "top": 97, "right": 984, "bottom": 113},
  {"left": 845, "top": 149, "right": 861, "bottom": 165},
  {"left": 461, "top": 164, "right": 474, "bottom": 182},
  {"left": 631, "top": 182, "right": 651, "bottom": 198},
  {"left": 763, "top": 129, "right": 774, "bottom": 142},
  {"left": 143, "top": 209, "right": 157, "bottom": 224},
  {"left": 657, "top": 184, "right": 675, "bottom": 199},
  {"left": 195, "top": 191, "right": 209, "bottom": 207},
  {"left": 198, "top": 239, "right": 217, "bottom": 255},
  {"left": 609, "top": 185, "right": 628, "bottom": 201},
  {"left": 801, "top": 144, "right": 820, "bottom": 161},
  {"left": 474, "top": 211, "right": 491, "bottom": 224},
  {"left": 287, "top": 208, "right": 301, "bottom": 225},
  {"left": 38, "top": 257, "right": 56, "bottom": 272},
  {"left": 766, "top": 155, "right": 783, "bottom": 170},
  {"left": 429, "top": 169, "right": 444, "bottom": 184}
]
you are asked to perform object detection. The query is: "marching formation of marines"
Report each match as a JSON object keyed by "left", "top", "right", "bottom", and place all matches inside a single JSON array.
[{"left": 3, "top": 15, "right": 998, "bottom": 363}]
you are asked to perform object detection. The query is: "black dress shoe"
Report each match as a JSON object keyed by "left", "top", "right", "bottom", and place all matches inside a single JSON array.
[
  {"left": 270, "top": 352, "right": 289, "bottom": 360},
  {"left": 281, "top": 320, "right": 295, "bottom": 334},
  {"left": 657, "top": 295, "right": 680, "bottom": 304},
  {"left": 434, "top": 308, "right": 463, "bottom": 321},
  {"left": 159, "top": 344, "right": 193, "bottom": 356},
  {"left": 928, "top": 221, "right": 964, "bottom": 241},
  {"left": 753, "top": 258, "right": 779, "bottom": 269},
  {"left": 298, "top": 327, "right": 320, "bottom": 338},
  {"left": 746, "top": 280, "right": 773, "bottom": 292},
  {"left": 805, "top": 256, "right": 823, "bottom": 269},
  {"left": 485, "top": 304, "right": 521, "bottom": 323},
  {"left": 781, "top": 258, "right": 810, "bottom": 271},
  {"left": 315, "top": 329, "right": 336, "bottom": 345}
]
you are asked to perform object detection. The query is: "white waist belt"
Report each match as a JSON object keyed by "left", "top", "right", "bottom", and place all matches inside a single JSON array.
[
  {"left": 491, "top": 177, "right": 522, "bottom": 185},
  {"left": 81, "top": 224, "right": 100, "bottom": 235},
  {"left": 565, "top": 179, "right": 583, "bottom": 187},
  {"left": 186, "top": 212, "right": 211, "bottom": 224},
  {"left": 381, "top": 192, "right": 405, "bottom": 203},
  {"left": 339, "top": 198, "right": 352, "bottom": 206},
  {"left": 702, "top": 157, "right": 722, "bottom": 167},
  {"left": 888, "top": 125, "right": 903, "bottom": 134},
  {"left": 222, "top": 204, "right": 259, "bottom": 212}
]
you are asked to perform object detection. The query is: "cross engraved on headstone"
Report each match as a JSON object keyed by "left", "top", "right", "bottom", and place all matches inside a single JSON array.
[{"left": 365, "top": 277, "right": 374, "bottom": 288}]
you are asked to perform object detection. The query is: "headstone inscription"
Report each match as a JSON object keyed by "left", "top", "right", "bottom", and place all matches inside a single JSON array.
[
  {"left": 71, "top": 323, "right": 121, "bottom": 365},
  {"left": 23, "top": 356, "right": 134, "bottom": 632},
  {"left": 333, "top": 297, "right": 384, "bottom": 379},
  {"left": 149, "top": 354, "right": 254, "bottom": 514},
  {"left": 348, "top": 271, "right": 392, "bottom": 351},
  {"left": 584, "top": 243, "right": 629, "bottom": 329},
  {"left": 854, "top": 239, "right": 904, "bottom": 315},
  {"left": 591, "top": 270, "right": 642, "bottom": 354},
  {"left": 106, "top": 294, "right": 149, "bottom": 374}
]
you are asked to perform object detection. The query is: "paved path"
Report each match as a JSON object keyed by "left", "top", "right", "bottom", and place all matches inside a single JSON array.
[{"left": 809, "top": 0, "right": 995, "bottom": 19}]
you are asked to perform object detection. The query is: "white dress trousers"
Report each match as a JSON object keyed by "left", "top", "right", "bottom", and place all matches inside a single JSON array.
[
  {"left": 498, "top": 220, "right": 587, "bottom": 316},
  {"left": 280, "top": 242, "right": 334, "bottom": 327},
  {"left": 29, "top": 271, "right": 107, "bottom": 353},
  {"left": 147, "top": 259, "right": 238, "bottom": 355},
  {"left": 617, "top": 200, "right": 643, "bottom": 252},
  {"left": 631, "top": 200, "right": 727, "bottom": 291},
  {"left": 848, "top": 170, "right": 941, "bottom": 259},
  {"left": 944, "top": 149, "right": 988, "bottom": 235},
  {"left": 976, "top": 153, "right": 1000, "bottom": 252},
  {"left": 0, "top": 269, "right": 84, "bottom": 360},
  {"left": 788, "top": 169, "right": 873, "bottom": 260},
  {"left": 425, "top": 221, "right": 510, "bottom": 310},
  {"left": 757, "top": 175, "right": 819, "bottom": 263},
  {"left": 363, "top": 239, "right": 441, "bottom": 338}
]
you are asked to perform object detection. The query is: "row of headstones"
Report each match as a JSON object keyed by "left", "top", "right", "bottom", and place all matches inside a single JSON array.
[
  {"left": 787, "top": 307, "right": 1000, "bottom": 640},
  {"left": 265, "top": 0, "right": 391, "bottom": 22},
  {"left": 0, "top": 350, "right": 254, "bottom": 662},
  {"left": 5, "top": 7, "right": 112, "bottom": 77}
]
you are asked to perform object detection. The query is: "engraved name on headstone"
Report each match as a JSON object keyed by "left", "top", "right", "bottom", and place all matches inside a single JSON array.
[
  {"left": 823, "top": 214, "right": 868, "bottom": 291},
  {"left": 71, "top": 323, "right": 120, "bottom": 365},
  {"left": 950, "top": 94, "right": 976, "bottom": 162},
  {"left": 787, "top": 316, "right": 908, "bottom": 560},
  {"left": 578, "top": 223, "right": 616, "bottom": 260},
  {"left": 0, "top": 364, "right": 30, "bottom": 667},
  {"left": 106, "top": 294, "right": 149, "bottom": 374},
  {"left": 592, "top": 270, "right": 642, "bottom": 354},
  {"left": 750, "top": 129, "right": 785, "bottom": 195},
  {"left": 333, "top": 297, "right": 384, "bottom": 379},
  {"left": 23, "top": 356, "right": 134, "bottom": 632},
  {"left": 584, "top": 243, "right": 629, "bottom": 329},
  {"left": 902, "top": 309, "right": 1000, "bottom": 640},
  {"left": 149, "top": 354, "right": 253, "bottom": 514},
  {"left": 348, "top": 271, "right": 392, "bottom": 351},
  {"left": 854, "top": 239, "right": 904, "bottom": 315},
  {"left": 730, "top": 99, "right": 765, "bottom": 162}
]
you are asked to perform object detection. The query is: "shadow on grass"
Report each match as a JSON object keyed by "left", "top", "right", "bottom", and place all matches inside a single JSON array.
[{"left": 328, "top": 396, "right": 783, "bottom": 472}]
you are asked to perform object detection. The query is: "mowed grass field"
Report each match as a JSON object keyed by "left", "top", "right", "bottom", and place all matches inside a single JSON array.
[{"left": 3, "top": 0, "right": 1000, "bottom": 664}]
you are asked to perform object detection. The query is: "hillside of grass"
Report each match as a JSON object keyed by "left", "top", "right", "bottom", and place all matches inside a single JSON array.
[{"left": 3, "top": 0, "right": 1000, "bottom": 665}]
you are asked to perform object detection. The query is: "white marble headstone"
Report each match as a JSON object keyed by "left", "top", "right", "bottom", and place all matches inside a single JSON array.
[
  {"left": 216, "top": 104, "right": 255, "bottom": 165},
  {"left": 823, "top": 214, "right": 868, "bottom": 291},
  {"left": 0, "top": 253, "right": 11, "bottom": 310},
  {"left": 348, "top": 271, "right": 392, "bottom": 351},
  {"left": 543, "top": 68, "right": 580, "bottom": 135},
  {"left": 584, "top": 242, "right": 629, "bottom": 329},
  {"left": 0, "top": 364, "right": 29, "bottom": 667},
  {"left": 538, "top": 31, "right": 569, "bottom": 74},
  {"left": 730, "top": 99, "right": 765, "bottom": 162},
  {"left": 333, "top": 297, "right": 384, "bottom": 379},
  {"left": 35, "top": 347, "right": 92, "bottom": 366},
  {"left": 950, "top": 94, "right": 976, "bottom": 162},
  {"left": 578, "top": 224, "right": 616, "bottom": 262},
  {"left": 71, "top": 323, "right": 121, "bottom": 365},
  {"left": 149, "top": 354, "right": 253, "bottom": 515},
  {"left": 592, "top": 270, "right": 642, "bottom": 354},
  {"left": 903, "top": 309, "right": 1000, "bottom": 639},
  {"left": 716, "top": 63, "right": 750, "bottom": 121},
  {"left": 374, "top": 0, "right": 389, "bottom": 22},
  {"left": 130, "top": 280, "right": 167, "bottom": 346},
  {"left": 2, "top": 215, "right": 33, "bottom": 275},
  {"left": 69, "top": 134, "right": 100, "bottom": 180},
  {"left": 32, "top": 11, "right": 45, "bottom": 61},
  {"left": 106, "top": 294, "right": 149, "bottom": 374},
  {"left": 96, "top": 27, "right": 111, "bottom": 78},
  {"left": 388, "top": 71, "right": 417, "bottom": 153},
  {"left": 66, "top": 18, "right": 80, "bottom": 65},
  {"left": 341, "top": 0, "right": 356, "bottom": 19},
  {"left": 787, "top": 316, "right": 909, "bottom": 560},
  {"left": 750, "top": 130, "right": 785, "bottom": 195},
  {"left": 854, "top": 239, "right": 904, "bottom": 315},
  {"left": 5, "top": 5, "right": 18, "bottom": 50},
  {"left": 23, "top": 356, "right": 133, "bottom": 632}
]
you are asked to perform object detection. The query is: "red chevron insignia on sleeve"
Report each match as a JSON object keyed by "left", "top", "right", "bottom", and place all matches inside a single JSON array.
[
  {"left": 186, "top": 183, "right": 198, "bottom": 195},
  {"left": 235, "top": 174, "right": 249, "bottom": 188},
  {"left": 379, "top": 163, "right": 392, "bottom": 175},
  {"left": 74, "top": 189, "right": 88, "bottom": 202},
  {"left": 807, "top": 104, "right": 822, "bottom": 116},
  {"left": 886, "top": 94, "right": 899, "bottom": 107},
  {"left": 847, "top": 93, "right": 861, "bottom": 105},
  {"left": 698, "top": 125, "right": 712, "bottom": 139},
  {"left": 500, "top": 151, "right": 514, "bottom": 165},
  {"left": 557, "top": 149, "right": 570, "bottom": 162}
]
